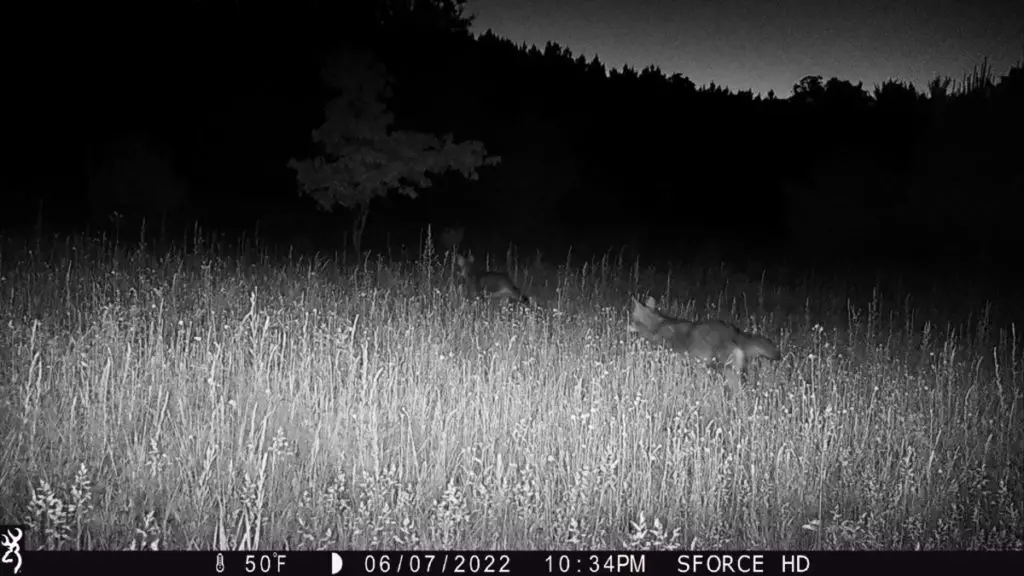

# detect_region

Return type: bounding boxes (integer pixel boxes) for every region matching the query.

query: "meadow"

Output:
[0,231,1021,551]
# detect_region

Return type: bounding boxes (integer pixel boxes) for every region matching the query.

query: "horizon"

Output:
[469,0,1024,97]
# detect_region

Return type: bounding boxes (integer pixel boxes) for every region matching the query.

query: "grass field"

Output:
[1,233,1021,551]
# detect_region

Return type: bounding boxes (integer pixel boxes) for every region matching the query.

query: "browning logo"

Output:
[0,527,24,575]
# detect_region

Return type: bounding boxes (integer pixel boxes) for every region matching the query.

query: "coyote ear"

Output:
[644,296,657,307]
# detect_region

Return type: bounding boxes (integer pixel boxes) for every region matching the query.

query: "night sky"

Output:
[470,0,1023,97]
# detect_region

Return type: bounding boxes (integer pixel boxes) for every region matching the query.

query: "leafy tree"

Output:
[287,50,499,253]
[791,75,825,104]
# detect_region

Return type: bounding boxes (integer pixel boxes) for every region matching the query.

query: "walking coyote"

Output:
[628,296,780,385]
[455,253,529,304]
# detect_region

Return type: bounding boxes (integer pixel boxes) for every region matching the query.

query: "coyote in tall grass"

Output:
[455,253,529,304]
[628,295,780,386]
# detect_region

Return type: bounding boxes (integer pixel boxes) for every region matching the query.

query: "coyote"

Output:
[628,296,780,384]
[455,253,529,304]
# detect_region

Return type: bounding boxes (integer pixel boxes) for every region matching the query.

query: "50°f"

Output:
[246,552,288,573]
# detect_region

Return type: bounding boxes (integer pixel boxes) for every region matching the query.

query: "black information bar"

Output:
[5,550,1022,576]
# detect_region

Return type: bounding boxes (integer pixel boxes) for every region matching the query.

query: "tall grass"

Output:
[0,233,1020,551]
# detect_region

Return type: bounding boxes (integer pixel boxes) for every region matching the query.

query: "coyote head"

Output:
[627,296,663,332]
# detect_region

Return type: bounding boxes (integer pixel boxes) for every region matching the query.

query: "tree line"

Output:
[5,0,1020,284]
